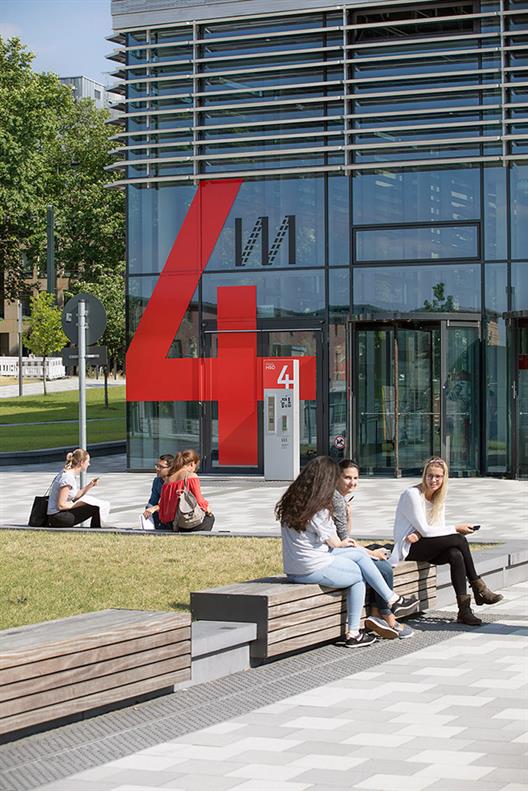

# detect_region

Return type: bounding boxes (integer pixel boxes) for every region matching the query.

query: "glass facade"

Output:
[109,0,528,477]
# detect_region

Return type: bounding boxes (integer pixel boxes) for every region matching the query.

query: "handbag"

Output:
[174,476,205,531]
[28,495,49,527]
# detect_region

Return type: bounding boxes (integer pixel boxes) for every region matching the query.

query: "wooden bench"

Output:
[0,609,191,737]
[191,561,436,663]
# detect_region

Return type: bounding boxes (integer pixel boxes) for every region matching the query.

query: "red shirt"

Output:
[158,477,209,524]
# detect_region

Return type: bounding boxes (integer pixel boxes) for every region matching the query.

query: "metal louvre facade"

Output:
[107,0,528,183]
[111,0,528,479]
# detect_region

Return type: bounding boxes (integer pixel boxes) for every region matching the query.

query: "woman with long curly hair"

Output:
[276,456,416,648]
[390,456,503,626]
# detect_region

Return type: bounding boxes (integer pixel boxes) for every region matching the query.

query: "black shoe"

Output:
[391,595,418,618]
[340,630,377,648]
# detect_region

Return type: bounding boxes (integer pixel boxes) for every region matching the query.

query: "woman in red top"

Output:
[158,449,214,531]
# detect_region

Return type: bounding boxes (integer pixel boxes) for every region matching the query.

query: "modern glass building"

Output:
[108,0,528,478]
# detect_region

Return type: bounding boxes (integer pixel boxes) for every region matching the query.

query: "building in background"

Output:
[108,0,528,479]
[60,75,121,117]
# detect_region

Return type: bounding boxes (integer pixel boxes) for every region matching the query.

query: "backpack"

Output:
[173,476,205,531]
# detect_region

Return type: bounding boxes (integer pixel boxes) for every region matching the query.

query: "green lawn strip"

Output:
[0,418,125,452]
[0,386,126,425]
[0,532,283,629]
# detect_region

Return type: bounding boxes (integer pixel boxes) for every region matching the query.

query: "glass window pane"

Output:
[208,177,324,269]
[484,166,507,260]
[329,269,349,321]
[203,270,324,319]
[485,262,508,315]
[356,225,478,262]
[128,184,195,275]
[511,164,528,259]
[128,401,200,470]
[328,175,349,266]
[512,263,528,311]
[353,168,480,224]
[486,318,508,473]
[127,276,198,357]
[353,264,480,314]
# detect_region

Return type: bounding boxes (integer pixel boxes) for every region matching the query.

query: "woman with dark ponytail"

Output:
[276,456,415,648]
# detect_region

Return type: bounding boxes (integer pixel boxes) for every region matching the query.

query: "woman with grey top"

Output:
[333,460,413,639]
[277,456,416,648]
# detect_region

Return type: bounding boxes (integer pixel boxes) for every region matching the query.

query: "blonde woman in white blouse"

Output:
[390,457,502,626]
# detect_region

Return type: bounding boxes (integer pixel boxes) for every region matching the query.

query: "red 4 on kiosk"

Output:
[263,358,300,481]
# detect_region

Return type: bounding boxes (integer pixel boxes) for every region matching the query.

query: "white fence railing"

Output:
[0,356,66,380]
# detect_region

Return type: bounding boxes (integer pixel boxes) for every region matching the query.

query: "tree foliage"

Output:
[0,36,124,302]
[67,264,126,371]
[24,292,68,394]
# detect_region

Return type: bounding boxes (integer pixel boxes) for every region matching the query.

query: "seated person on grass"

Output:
[332,458,414,640]
[142,454,174,529]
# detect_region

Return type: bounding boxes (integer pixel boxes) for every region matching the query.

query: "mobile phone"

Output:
[471,524,480,531]
[345,495,354,503]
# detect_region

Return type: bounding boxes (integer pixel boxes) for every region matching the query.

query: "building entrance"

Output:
[351,316,480,476]
[201,323,324,473]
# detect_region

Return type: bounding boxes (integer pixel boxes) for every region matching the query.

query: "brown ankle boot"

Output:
[456,594,482,626]
[471,578,504,606]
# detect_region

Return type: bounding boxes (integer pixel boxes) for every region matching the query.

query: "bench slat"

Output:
[0,667,189,737]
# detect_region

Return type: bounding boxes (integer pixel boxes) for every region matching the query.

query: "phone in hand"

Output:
[471,524,480,531]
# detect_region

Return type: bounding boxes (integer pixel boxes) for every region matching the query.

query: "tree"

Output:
[0,36,124,301]
[423,282,456,312]
[67,264,126,374]
[24,292,67,394]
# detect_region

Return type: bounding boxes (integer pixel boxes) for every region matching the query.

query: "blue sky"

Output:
[0,0,113,86]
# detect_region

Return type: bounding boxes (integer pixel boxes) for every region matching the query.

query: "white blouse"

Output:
[389,486,456,565]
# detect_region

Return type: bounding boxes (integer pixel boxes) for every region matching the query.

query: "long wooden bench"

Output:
[0,609,190,738]
[191,561,436,663]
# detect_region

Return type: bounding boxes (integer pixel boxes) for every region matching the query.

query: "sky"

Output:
[0,0,114,87]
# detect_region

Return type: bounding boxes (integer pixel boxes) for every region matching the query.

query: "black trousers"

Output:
[160,514,215,532]
[48,504,101,528]
[407,533,479,596]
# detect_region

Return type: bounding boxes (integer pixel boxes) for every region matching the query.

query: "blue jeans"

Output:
[332,547,394,615]
[287,555,366,632]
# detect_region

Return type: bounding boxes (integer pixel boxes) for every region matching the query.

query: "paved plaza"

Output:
[0,453,527,541]
[0,584,523,791]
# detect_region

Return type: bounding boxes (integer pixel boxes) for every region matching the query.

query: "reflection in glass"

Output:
[486,318,508,473]
[517,322,528,478]
[512,263,528,311]
[485,263,507,315]
[128,401,200,470]
[353,264,480,315]
[511,165,528,259]
[484,167,507,260]
[329,323,346,460]
[208,177,324,269]
[352,168,480,225]
[356,225,478,262]
[329,269,349,322]
[127,276,198,357]
[128,184,195,274]
[202,270,324,319]
[445,325,480,474]
[328,175,349,266]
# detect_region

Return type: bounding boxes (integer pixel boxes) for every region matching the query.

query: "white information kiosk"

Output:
[263,357,300,481]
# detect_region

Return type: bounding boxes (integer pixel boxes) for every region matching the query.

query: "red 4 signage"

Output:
[126,179,316,466]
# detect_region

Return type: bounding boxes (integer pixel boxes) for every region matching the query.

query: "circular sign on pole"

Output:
[333,435,345,450]
[62,293,107,345]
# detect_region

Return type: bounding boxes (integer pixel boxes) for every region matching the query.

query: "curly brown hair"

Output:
[275,456,339,531]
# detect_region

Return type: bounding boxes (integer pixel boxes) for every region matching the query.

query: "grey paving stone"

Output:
[156,774,243,790]
[473,753,528,769]
[292,767,375,787]
[484,767,528,785]
[423,781,507,791]
[233,750,305,765]
[164,759,245,776]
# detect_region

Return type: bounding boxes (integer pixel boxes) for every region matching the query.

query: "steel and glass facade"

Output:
[109,0,528,477]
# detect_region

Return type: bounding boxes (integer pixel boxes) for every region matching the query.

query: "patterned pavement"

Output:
[31,583,527,791]
[1,454,527,541]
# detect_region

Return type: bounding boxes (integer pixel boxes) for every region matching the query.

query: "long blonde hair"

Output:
[64,448,89,470]
[419,457,449,523]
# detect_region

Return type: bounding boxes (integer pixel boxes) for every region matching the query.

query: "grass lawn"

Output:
[0,531,283,629]
[0,386,125,451]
